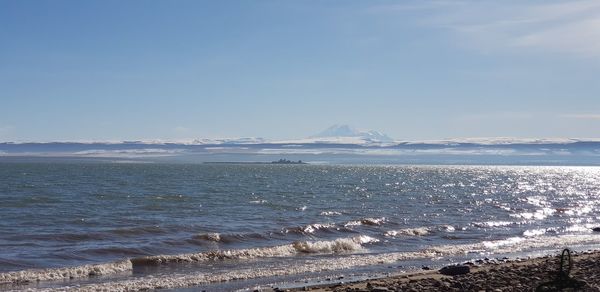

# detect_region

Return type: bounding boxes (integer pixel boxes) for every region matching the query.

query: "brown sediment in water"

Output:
[288,250,600,292]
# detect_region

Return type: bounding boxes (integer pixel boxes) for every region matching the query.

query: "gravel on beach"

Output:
[282,250,600,292]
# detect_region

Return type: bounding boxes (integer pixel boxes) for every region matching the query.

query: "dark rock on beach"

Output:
[439,265,470,276]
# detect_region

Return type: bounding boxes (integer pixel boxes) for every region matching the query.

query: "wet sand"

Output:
[282,250,600,292]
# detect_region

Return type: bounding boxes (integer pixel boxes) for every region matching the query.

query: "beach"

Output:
[286,250,600,292]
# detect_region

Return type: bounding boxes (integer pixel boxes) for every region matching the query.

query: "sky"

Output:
[1,0,600,142]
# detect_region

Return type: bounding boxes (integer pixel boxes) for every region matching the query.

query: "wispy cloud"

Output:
[560,114,600,120]
[373,0,600,58]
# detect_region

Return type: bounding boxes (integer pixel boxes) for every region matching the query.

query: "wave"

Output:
[320,211,342,216]
[0,260,132,285]
[0,235,376,284]
[425,234,600,256]
[344,217,386,227]
[193,217,387,244]
[473,221,517,228]
[384,225,455,237]
[189,232,271,245]
[27,234,600,291]
[188,219,378,246]
[283,223,339,235]
[385,227,429,237]
[4,233,600,288]
[131,235,377,266]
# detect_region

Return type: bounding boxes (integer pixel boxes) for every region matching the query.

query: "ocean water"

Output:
[2,163,600,290]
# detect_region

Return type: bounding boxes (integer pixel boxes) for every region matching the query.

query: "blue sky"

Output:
[1,0,600,141]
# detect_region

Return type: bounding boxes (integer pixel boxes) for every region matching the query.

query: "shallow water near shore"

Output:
[2,163,600,290]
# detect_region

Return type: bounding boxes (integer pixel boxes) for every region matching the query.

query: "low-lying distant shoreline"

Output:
[204,160,308,165]
[277,250,600,292]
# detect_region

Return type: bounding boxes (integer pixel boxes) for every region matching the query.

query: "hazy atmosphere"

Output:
[2,0,600,141]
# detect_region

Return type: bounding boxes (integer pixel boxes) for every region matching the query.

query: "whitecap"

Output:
[385,227,429,237]
[320,211,342,216]
[344,217,386,227]
[301,223,336,234]
[473,221,514,228]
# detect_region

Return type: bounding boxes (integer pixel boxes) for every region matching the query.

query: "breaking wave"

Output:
[473,221,517,228]
[131,235,378,266]
[284,223,339,235]
[320,211,342,216]
[385,227,429,237]
[0,260,132,285]
[384,225,455,237]
[3,233,600,289]
[344,217,386,227]
[12,234,599,291]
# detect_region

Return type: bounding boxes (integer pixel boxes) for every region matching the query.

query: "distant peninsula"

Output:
[203,159,307,165]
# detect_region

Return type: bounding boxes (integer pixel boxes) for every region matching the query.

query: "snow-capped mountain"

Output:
[311,124,394,142]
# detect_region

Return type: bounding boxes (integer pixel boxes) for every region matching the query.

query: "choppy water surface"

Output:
[1,163,600,290]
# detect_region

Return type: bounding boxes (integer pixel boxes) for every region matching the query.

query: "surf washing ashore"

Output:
[290,249,600,291]
[2,163,600,291]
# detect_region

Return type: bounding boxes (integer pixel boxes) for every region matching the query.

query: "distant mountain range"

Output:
[311,124,394,142]
[2,125,600,165]
[3,124,595,146]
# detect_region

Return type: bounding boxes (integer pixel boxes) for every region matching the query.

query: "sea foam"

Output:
[31,234,600,291]
[5,234,600,291]
[0,260,132,285]
[131,235,376,266]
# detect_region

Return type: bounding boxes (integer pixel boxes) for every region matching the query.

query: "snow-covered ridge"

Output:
[311,124,394,142]
[2,126,600,160]
[2,138,600,147]
[4,124,600,146]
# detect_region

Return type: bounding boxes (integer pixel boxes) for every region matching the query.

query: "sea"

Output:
[2,162,600,290]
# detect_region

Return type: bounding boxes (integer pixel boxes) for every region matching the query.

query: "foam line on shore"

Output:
[89,234,600,291]
[0,259,132,285]
[4,234,600,289]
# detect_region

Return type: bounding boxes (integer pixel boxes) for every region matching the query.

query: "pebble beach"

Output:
[285,250,600,292]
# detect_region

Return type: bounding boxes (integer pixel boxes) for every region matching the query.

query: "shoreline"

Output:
[276,250,600,292]
[3,249,600,291]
